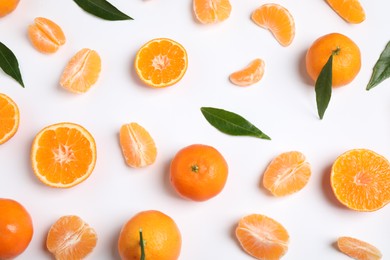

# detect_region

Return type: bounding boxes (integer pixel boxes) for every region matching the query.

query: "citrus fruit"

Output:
[119,122,157,168]
[306,33,361,87]
[31,122,97,188]
[170,144,228,201]
[262,151,311,196]
[235,214,289,260]
[60,48,101,93]
[326,0,366,24]
[46,215,97,260]
[251,4,295,47]
[193,0,232,24]
[229,58,265,87]
[134,38,188,88]
[118,210,181,260]
[0,0,19,17]
[0,198,33,259]
[28,17,66,54]
[337,236,382,260]
[0,93,19,145]
[331,149,390,211]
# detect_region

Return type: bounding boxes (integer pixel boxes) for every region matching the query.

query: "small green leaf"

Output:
[139,229,145,260]
[366,41,390,90]
[200,107,271,140]
[73,0,133,21]
[315,54,333,119]
[0,42,24,88]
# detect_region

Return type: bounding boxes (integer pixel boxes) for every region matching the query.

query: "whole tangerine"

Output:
[306,33,361,87]
[170,144,229,201]
[0,198,33,259]
[0,0,20,17]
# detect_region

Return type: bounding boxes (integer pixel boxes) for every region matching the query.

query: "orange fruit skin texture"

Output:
[263,151,311,197]
[331,149,390,211]
[0,0,19,17]
[46,215,97,260]
[118,210,181,260]
[306,33,361,87]
[0,93,19,145]
[235,214,289,260]
[119,122,157,168]
[229,58,265,87]
[251,4,295,47]
[170,144,228,202]
[193,0,232,24]
[326,0,366,24]
[0,198,33,259]
[135,38,188,88]
[31,122,97,188]
[28,17,66,54]
[337,236,382,260]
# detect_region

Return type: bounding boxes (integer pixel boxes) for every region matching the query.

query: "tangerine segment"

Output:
[28,17,66,53]
[263,151,311,196]
[326,0,365,24]
[31,122,97,188]
[251,4,295,47]
[119,122,157,168]
[135,38,188,88]
[229,58,265,87]
[235,214,289,260]
[60,48,101,93]
[193,0,232,24]
[331,149,390,211]
[46,215,97,260]
[337,237,382,260]
[0,93,19,144]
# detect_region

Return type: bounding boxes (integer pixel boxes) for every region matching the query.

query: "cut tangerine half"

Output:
[31,122,97,188]
[119,122,157,168]
[326,0,366,24]
[229,58,265,87]
[60,48,101,93]
[331,149,390,211]
[193,0,232,24]
[134,38,188,88]
[263,151,311,196]
[337,236,382,260]
[251,4,295,47]
[0,93,19,145]
[235,214,289,260]
[46,215,97,260]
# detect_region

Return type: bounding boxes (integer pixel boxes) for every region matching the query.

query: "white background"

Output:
[1,0,390,259]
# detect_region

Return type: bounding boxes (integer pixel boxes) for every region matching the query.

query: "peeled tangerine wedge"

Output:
[60,48,101,93]
[119,122,157,168]
[28,17,65,53]
[236,214,289,260]
[193,0,232,24]
[229,58,265,87]
[0,93,19,145]
[251,4,295,47]
[337,237,382,260]
[326,0,366,24]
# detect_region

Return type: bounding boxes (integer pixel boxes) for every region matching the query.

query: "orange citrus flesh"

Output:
[46,215,97,260]
[0,0,19,17]
[251,4,295,47]
[60,48,101,93]
[119,122,157,168]
[337,236,382,260]
[135,38,188,88]
[31,122,97,188]
[229,58,265,87]
[326,0,366,24]
[0,93,19,145]
[28,17,66,54]
[193,0,232,24]
[331,149,390,211]
[235,214,289,260]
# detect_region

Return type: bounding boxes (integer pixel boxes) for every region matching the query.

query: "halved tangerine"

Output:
[0,93,19,145]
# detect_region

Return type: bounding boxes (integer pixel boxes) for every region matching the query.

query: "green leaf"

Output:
[0,42,24,88]
[366,41,390,90]
[139,229,145,260]
[73,0,133,21]
[315,54,333,119]
[200,107,271,140]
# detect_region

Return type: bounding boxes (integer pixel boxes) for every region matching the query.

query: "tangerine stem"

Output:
[191,164,199,173]
[332,46,341,56]
[139,229,145,260]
